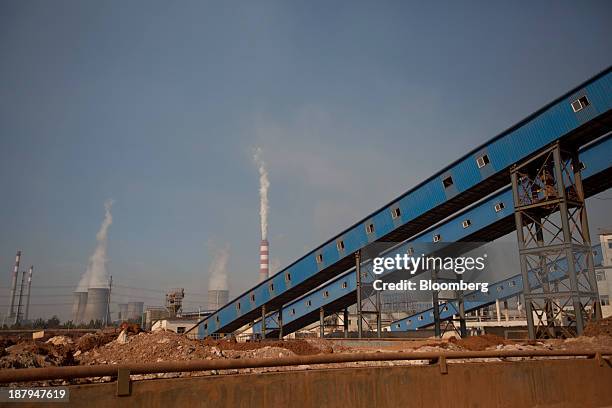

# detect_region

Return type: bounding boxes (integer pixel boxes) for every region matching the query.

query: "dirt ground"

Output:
[584,315,612,337]
[1,316,611,384]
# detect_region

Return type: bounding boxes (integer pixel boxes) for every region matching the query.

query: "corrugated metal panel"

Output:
[200,69,612,336]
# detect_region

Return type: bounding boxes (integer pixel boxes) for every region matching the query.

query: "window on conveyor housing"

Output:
[443,176,453,188]
[391,207,401,219]
[571,95,590,112]
[476,154,490,168]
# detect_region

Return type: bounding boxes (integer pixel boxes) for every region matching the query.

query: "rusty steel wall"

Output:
[17,359,612,408]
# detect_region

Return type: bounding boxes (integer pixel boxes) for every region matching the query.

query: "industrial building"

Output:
[596,231,612,309]
[151,318,199,334]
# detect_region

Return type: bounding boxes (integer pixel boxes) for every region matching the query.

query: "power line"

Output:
[113,284,210,298]
[1,284,210,299]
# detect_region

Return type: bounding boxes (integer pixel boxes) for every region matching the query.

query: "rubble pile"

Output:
[78,331,217,365]
[77,331,331,366]
[0,325,611,377]
[202,337,333,355]
[0,340,75,369]
[75,333,115,352]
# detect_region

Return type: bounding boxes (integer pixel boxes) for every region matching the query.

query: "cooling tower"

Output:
[82,288,110,324]
[118,303,128,321]
[126,301,144,321]
[72,291,88,324]
[259,239,269,282]
[208,289,229,311]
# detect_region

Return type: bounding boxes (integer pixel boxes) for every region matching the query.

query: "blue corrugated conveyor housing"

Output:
[248,134,612,338]
[390,246,604,331]
[195,67,612,338]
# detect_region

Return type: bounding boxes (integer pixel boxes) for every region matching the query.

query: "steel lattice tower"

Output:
[511,142,601,338]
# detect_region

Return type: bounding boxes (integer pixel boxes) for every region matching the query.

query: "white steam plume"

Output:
[76,199,114,291]
[253,147,269,240]
[208,244,229,291]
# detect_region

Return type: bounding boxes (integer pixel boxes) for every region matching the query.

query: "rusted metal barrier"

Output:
[1,349,610,384]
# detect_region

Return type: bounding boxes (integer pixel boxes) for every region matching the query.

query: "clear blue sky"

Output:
[1,1,611,320]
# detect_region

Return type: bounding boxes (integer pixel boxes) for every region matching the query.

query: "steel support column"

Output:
[261,305,266,340]
[278,307,283,340]
[432,268,441,338]
[343,309,349,338]
[355,250,363,339]
[319,307,325,338]
[456,287,467,337]
[376,291,382,338]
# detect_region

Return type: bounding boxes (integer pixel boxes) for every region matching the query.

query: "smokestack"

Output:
[7,250,21,318]
[14,271,25,325]
[259,239,269,282]
[24,266,33,322]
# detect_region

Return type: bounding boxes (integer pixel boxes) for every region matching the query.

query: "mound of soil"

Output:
[76,333,115,352]
[0,341,75,369]
[204,338,329,356]
[449,334,509,351]
[583,316,612,337]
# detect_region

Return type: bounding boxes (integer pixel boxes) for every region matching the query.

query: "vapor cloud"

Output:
[208,243,230,291]
[253,147,270,240]
[76,199,114,291]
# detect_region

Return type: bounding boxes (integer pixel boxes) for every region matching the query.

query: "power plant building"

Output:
[118,303,129,321]
[126,301,144,321]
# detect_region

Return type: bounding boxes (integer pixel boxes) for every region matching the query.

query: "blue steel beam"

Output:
[390,245,603,331]
[239,135,612,338]
[196,68,612,337]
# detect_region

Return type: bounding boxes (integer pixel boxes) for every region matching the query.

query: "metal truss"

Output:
[355,250,382,338]
[511,142,601,339]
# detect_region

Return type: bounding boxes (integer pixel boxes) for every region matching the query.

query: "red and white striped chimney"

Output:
[7,250,21,318]
[259,239,269,282]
